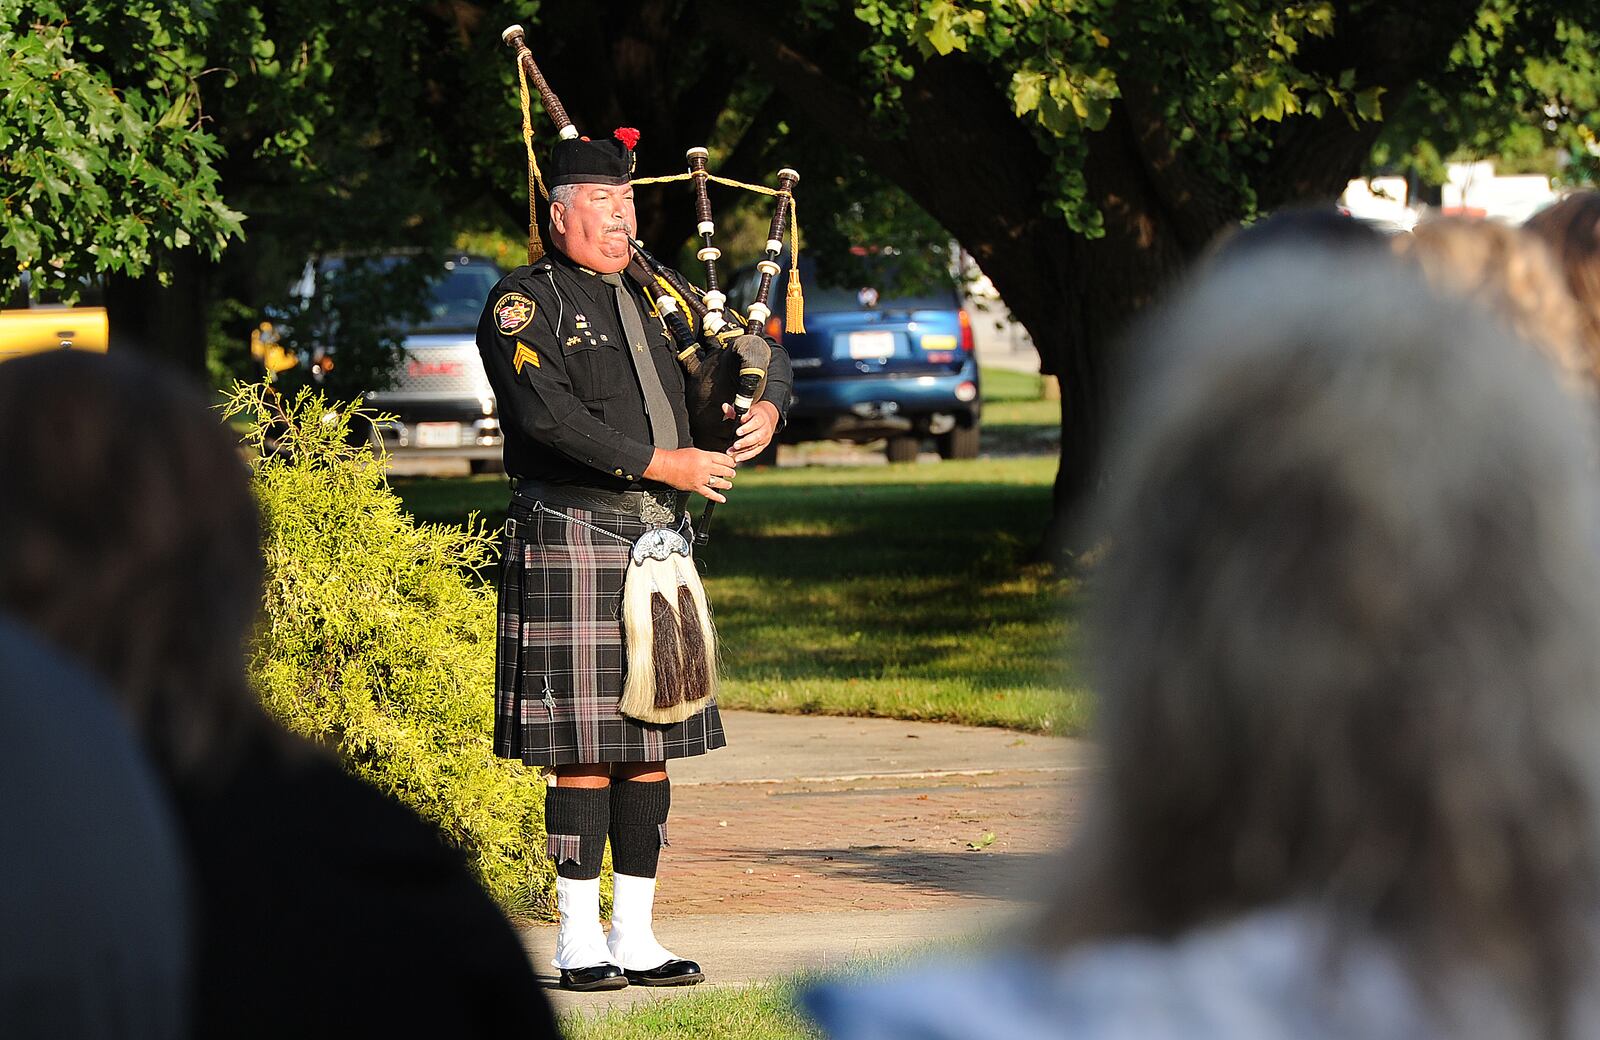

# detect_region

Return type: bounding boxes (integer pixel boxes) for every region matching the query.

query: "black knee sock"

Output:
[609,779,671,878]
[545,785,609,881]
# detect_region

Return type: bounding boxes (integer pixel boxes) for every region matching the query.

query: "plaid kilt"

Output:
[492,501,726,766]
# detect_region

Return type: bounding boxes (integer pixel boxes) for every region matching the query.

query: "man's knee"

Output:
[553,764,611,789]
[614,761,667,783]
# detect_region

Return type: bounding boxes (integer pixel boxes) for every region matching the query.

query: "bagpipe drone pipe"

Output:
[626,152,802,543]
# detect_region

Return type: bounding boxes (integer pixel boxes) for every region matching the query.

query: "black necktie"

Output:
[602,272,679,449]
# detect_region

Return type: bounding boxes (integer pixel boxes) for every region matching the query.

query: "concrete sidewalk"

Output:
[523,710,1092,1016]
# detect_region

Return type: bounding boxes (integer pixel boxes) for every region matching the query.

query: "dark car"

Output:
[363,255,506,469]
[728,254,980,462]
[282,254,507,471]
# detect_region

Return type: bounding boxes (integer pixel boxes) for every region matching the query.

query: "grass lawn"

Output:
[394,453,1088,736]
[980,367,1059,455]
[981,366,1045,403]
[560,980,821,1040]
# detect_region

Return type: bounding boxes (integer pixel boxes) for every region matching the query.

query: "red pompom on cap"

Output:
[613,127,641,150]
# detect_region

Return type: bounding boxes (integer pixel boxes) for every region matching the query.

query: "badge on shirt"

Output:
[494,292,535,335]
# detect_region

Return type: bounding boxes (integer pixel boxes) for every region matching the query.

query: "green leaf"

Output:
[1012,68,1044,116]
[1354,85,1386,122]
[922,1,968,56]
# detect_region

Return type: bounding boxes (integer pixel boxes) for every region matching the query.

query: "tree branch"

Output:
[1116,83,1244,252]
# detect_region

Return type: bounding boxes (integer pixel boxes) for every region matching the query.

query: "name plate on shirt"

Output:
[415,421,462,448]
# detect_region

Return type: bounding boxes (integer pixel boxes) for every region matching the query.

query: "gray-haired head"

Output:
[548,183,579,215]
[1053,247,1600,1026]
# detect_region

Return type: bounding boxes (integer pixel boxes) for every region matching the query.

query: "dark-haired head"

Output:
[0,351,264,788]
[1208,205,1388,269]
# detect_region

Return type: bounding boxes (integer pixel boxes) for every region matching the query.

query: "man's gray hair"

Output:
[548,183,579,214]
[1052,247,1600,1026]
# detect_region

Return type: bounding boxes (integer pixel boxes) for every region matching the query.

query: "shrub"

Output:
[222,383,552,917]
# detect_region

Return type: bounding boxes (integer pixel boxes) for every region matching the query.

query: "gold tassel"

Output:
[784,196,805,333]
[785,266,805,334]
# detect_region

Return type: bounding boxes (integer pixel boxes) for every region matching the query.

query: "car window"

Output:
[414,262,502,331]
[731,256,959,314]
[727,267,762,313]
[314,255,502,332]
[817,256,959,311]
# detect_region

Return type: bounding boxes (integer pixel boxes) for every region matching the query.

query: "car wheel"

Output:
[469,458,504,476]
[936,423,980,460]
[885,435,920,464]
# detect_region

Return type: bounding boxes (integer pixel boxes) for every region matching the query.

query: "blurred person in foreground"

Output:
[1397,216,1594,395]
[1526,191,1600,368]
[0,618,189,1039]
[0,351,557,1039]
[1207,204,1390,265]
[805,245,1600,1040]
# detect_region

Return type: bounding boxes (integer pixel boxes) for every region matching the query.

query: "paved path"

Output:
[522,710,1092,1016]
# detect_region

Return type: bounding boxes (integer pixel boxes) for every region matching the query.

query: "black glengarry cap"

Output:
[549,128,639,187]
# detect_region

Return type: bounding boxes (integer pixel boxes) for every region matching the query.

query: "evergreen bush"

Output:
[222,383,553,917]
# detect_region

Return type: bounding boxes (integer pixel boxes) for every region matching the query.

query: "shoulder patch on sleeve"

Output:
[494,292,536,335]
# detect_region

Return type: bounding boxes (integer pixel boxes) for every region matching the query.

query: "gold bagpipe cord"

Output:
[515,75,801,330]
[516,63,549,264]
[631,170,805,334]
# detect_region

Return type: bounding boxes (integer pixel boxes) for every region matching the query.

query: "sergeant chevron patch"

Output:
[495,292,535,335]
[513,344,540,374]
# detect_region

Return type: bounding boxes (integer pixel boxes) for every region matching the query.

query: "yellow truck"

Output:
[0,276,109,362]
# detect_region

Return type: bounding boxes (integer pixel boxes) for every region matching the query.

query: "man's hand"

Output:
[726,400,780,463]
[644,446,737,503]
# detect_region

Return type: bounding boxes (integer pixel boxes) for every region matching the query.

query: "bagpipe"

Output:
[501,25,804,724]
[502,24,802,461]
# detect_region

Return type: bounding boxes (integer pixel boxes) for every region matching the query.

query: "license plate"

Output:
[415,422,462,448]
[847,331,895,359]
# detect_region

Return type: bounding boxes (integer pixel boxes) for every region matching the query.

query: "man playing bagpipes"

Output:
[476,27,797,992]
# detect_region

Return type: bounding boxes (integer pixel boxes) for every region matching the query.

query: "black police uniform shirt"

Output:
[477,247,790,492]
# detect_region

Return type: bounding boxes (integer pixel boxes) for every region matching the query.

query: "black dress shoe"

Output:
[559,963,628,991]
[623,958,705,987]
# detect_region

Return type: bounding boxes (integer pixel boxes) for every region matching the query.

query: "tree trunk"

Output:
[105,250,212,376]
[694,0,1466,560]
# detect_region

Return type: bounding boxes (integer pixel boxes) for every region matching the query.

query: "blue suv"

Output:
[728,255,980,462]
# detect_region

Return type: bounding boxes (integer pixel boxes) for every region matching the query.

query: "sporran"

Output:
[619,525,718,724]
